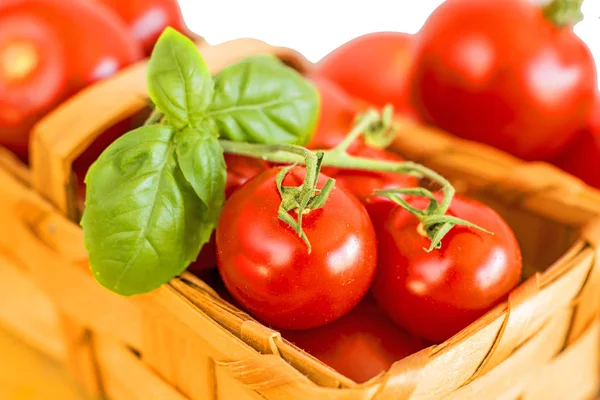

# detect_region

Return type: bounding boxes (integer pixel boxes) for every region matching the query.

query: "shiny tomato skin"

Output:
[94,0,189,55]
[322,145,418,224]
[217,166,377,330]
[316,32,417,116]
[283,297,428,383]
[306,74,360,150]
[0,0,142,157]
[0,13,66,157]
[411,0,596,161]
[372,194,522,343]
[188,154,270,273]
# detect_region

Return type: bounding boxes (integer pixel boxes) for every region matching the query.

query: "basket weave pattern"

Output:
[0,39,598,400]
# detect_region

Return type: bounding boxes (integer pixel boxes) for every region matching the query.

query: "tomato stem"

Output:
[218,139,467,249]
[541,0,584,27]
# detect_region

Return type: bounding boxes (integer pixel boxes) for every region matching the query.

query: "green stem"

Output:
[218,140,455,215]
[144,108,164,125]
[330,110,380,154]
[542,0,584,27]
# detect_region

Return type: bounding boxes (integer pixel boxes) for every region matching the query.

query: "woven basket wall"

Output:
[0,39,598,400]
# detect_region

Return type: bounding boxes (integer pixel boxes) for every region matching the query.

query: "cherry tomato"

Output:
[315,32,418,118]
[188,154,270,273]
[94,0,190,55]
[372,194,522,342]
[0,12,66,157]
[552,97,600,189]
[283,297,428,383]
[0,0,142,157]
[305,74,359,150]
[322,145,418,224]
[217,166,377,330]
[411,0,597,161]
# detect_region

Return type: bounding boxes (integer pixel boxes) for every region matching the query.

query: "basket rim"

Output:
[14,36,600,398]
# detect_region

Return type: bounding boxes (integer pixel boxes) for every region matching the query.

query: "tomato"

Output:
[305,74,359,150]
[283,296,428,383]
[217,166,377,330]
[188,154,270,273]
[553,97,600,189]
[321,145,418,224]
[0,12,66,157]
[315,32,418,118]
[372,194,522,342]
[94,0,190,55]
[0,0,142,157]
[411,0,597,161]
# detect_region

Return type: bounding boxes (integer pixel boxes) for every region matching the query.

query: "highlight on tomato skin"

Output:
[216,166,378,331]
[0,13,67,158]
[0,0,143,157]
[410,0,597,161]
[282,296,429,383]
[372,193,522,343]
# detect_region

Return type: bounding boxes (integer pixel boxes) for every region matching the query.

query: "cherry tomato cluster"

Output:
[0,0,191,159]
[179,65,522,381]
[316,0,599,189]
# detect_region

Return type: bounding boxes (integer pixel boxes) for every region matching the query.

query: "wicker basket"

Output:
[0,38,599,400]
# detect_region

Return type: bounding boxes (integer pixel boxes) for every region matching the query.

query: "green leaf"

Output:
[176,126,226,215]
[147,27,213,129]
[81,125,213,296]
[206,55,319,146]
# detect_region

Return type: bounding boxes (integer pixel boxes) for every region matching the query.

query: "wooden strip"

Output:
[95,336,188,400]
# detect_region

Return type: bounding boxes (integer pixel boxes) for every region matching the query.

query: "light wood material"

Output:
[0,38,596,400]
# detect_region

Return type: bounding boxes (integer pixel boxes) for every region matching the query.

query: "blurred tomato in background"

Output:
[94,0,190,55]
[411,0,597,161]
[0,0,143,158]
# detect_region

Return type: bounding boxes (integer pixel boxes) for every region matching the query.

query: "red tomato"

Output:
[316,32,418,118]
[0,12,66,157]
[188,154,270,273]
[94,0,190,55]
[553,98,600,189]
[411,0,597,161]
[0,0,142,157]
[305,74,359,150]
[322,145,418,224]
[372,194,522,342]
[283,297,428,383]
[217,166,377,330]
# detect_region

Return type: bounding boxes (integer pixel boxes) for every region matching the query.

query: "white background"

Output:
[179,0,600,85]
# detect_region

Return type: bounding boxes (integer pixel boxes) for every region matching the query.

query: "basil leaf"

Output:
[147,27,213,129]
[82,125,212,296]
[176,126,226,215]
[206,55,319,146]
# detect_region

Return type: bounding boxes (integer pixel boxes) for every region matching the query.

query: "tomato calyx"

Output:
[276,154,336,253]
[541,0,584,27]
[374,188,491,251]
